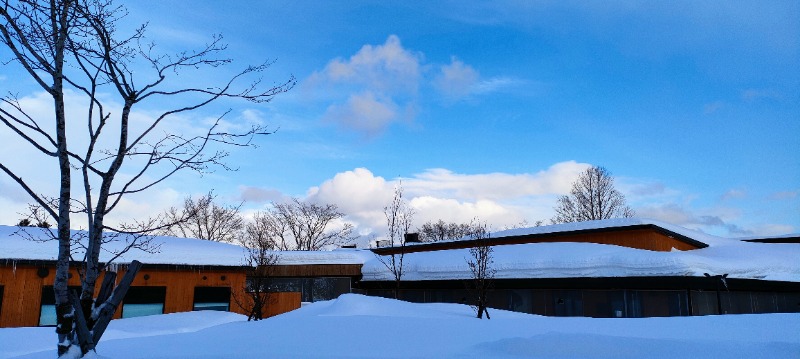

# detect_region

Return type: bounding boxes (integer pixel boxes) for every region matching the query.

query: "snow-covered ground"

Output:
[2,294,798,359]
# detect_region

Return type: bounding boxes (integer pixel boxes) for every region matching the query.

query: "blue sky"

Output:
[1,1,798,241]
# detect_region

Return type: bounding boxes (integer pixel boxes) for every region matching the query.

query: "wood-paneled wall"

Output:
[0,265,85,327]
[374,228,698,255]
[0,264,301,328]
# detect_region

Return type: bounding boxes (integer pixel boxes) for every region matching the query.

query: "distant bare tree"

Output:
[375,183,414,299]
[233,224,280,321]
[162,192,244,242]
[16,203,52,228]
[466,222,494,319]
[417,220,475,242]
[1,0,291,355]
[254,198,354,251]
[551,166,634,224]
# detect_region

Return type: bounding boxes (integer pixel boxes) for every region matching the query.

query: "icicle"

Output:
[12,260,16,275]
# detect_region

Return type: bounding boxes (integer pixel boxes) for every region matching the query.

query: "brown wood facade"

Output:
[264,264,363,277]
[373,225,704,255]
[0,262,303,328]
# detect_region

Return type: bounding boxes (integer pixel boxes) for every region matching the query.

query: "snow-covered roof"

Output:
[0,226,371,267]
[364,218,800,283]
[404,218,737,248]
[3,220,799,283]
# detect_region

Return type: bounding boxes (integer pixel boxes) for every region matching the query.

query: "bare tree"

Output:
[17,203,53,228]
[232,222,280,321]
[374,183,414,299]
[254,198,355,251]
[162,192,244,242]
[417,219,475,242]
[0,1,292,356]
[466,222,494,319]
[551,166,634,224]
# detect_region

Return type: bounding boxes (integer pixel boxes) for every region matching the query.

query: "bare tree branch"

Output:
[551,166,635,224]
[1,0,291,356]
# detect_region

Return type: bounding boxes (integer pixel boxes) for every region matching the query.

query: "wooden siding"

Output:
[265,264,363,277]
[0,264,301,328]
[374,227,699,256]
[0,265,85,327]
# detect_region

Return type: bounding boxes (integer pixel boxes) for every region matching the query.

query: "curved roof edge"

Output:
[373,218,713,255]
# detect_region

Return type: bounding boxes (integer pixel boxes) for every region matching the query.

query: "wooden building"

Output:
[2,219,799,327]
[362,219,800,317]
[0,227,366,328]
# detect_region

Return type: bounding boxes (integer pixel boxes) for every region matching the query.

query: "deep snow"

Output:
[1,294,798,359]
[3,220,800,283]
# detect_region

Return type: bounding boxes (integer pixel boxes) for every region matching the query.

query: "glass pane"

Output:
[486,290,510,311]
[399,290,426,303]
[193,287,231,311]
[690,291,719,315]
[583,290,625,318]
[312,277,351,302]
[122,303,164,318]
[193,302,229,311]
[720,292,754,314]
[531,290,552,316]
[751,292,778,313]
[122,286,166,318]
[39,286,81,326]
[39,304,57,326]
[629,290,689,317]
[552,290,583,317]
[509,289,533,314]
[776,292,800,313]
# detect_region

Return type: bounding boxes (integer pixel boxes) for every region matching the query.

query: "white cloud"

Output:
[317,35,421,93]
[741,88,782,102]
[302,162,591,244]
[238,185,287,204]
[309,36,520,135]
[703,101,724,114]
[770,191,798,200]
[636,203,755,236]
[404,161,590,200]
[322,92,400,138]
[307,35,421,137]
[434,57,480,100]
[434,57,521,101]
[721,189,747,201]
[471,77,521,94]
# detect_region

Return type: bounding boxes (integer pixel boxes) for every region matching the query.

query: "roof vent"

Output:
[404,233,420,243]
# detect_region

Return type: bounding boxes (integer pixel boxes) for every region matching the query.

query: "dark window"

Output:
[627,290,689,317]
[750,292,778,313]
[264,278,302,293]
[720,292,754,314]
[399,290,426,303]
[486,290,510,311]
[39,286,81,326]
[424,289,469,304]
[509,289,533,314]
[690,290,719,315]
[249,277,351,303]
[583,290,625,318]
[531,290,553,316]
[366,289,395,299]
[552,290,583,317]
[775,292,800,313]
[193,287,231,311]
[122,286,166,318]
